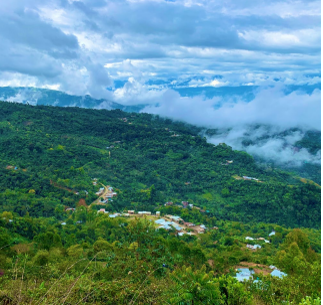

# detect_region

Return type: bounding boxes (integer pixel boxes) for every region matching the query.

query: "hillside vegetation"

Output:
[0,101,321,304]
[0,101,320,228]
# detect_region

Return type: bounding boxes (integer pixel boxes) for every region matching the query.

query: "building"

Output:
[164,201,173,206]
[245,236,254,240]
[155,219,182,231]
[168,215,182,222]
[243,176,252,180]
[61,222,66,225]
[184,222,195,227]
[182,201,189,207]
[200,224,206,230]
[138,211,152,215]
[188,204,193,208]
[234,268,255,282]
[98,209,106,213]
[156,211,160,216]
[271,270,287,278]
[269,231,276,237]
[128,210,135,214]
[246,244,261,250]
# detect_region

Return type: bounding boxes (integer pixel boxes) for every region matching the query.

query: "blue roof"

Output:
[155,219,167,225]
[234,268,255,282]
[271,270,287,278]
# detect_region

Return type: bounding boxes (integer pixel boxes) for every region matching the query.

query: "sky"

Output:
[0,0,321,133]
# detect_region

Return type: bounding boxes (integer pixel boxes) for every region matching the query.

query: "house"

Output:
[226,160,233,164]
[271,270,287,278]
[184,222,195,227]
[235,268,255,282]
[269,265,278,270]
[156,211,160,216]
[98,209,106,213]
[257,237,265,241]
[93,182,97,185]
[247,244,261,250]
[200,224,206,230]
[108,187,113,191]
[195,226,205,234]
[243,176,252,180]
[213,226,219,230]
[65,208,75,212]
[61,222,66,225]
[188,204,193,208]
[138,211,152,215]
[269,231,276,237]
[122,213,130,217]
[155,219,167,225]
[245,236,254,241]
[264,239,270,243]
[168,215,182,222]
[128,210,135,214]
[164,202,173,206]
[182,201,189,207]
[99,187,104,192]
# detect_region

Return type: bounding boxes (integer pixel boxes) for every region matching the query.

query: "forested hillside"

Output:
[0,101,320,229]
[0,101,320,304]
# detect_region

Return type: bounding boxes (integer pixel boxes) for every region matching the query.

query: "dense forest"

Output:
[0,101,320,228]
[0,101,320,304]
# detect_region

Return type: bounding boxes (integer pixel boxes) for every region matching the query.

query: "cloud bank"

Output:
[0,0,320,94]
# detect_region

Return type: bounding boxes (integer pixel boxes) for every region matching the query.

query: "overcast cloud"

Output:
[0,0,320,153]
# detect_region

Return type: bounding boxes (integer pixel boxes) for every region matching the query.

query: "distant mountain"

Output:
[0,86,320,183]
[0,86,145,113]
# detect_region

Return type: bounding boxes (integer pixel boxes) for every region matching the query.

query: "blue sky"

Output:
[0,0,320,130]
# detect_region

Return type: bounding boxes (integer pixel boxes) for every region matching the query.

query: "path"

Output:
[90,184,109,207]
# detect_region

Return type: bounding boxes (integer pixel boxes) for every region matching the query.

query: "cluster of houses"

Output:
[164,201,193,209]
[99,186,117,203]
[234,266,287,282]
[243,176,259,181]
[97,209,161,218]
[245,231,275,250]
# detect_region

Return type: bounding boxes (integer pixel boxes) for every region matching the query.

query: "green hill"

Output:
[0,101,320,304]
[0,101,320,229]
